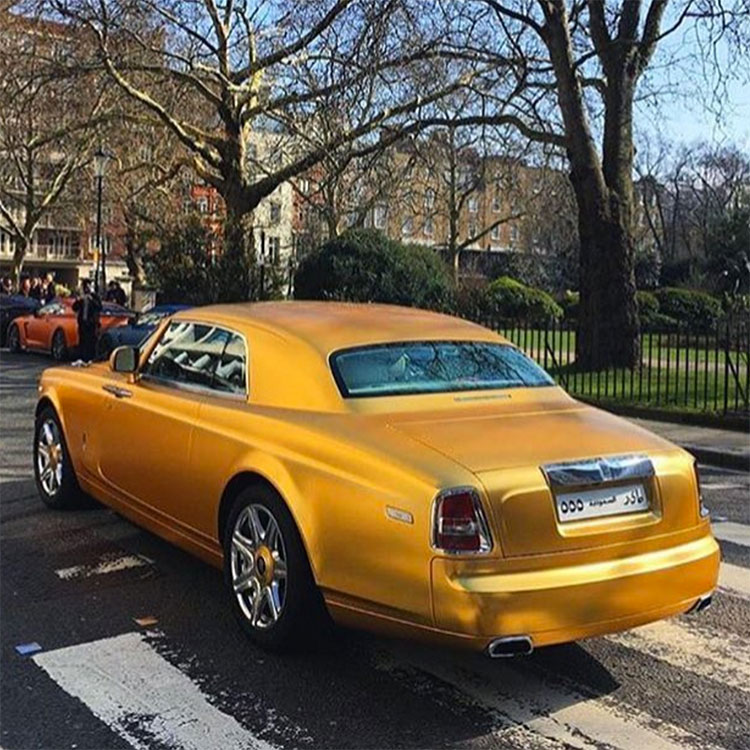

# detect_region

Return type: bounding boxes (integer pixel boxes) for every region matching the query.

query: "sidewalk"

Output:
[631,418,750,472]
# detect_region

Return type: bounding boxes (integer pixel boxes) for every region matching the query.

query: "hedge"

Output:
[294,229,455,311]
[654,288,722,332]
[486,276,563,322]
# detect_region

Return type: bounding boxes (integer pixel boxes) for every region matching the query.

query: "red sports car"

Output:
[6,298,133,361]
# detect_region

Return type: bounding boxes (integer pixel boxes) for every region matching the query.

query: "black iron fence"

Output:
[474,316,750,416]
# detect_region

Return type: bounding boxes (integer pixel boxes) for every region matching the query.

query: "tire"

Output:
[33,406,82,509]
[51,329,67,362]
[7,323,21,353]
[223,483,329,652]
[96,334,113,361]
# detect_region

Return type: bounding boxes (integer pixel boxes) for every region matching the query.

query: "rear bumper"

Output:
[431,530,720,650]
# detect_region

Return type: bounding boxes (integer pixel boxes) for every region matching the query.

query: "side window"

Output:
[212,332,247,395]
[142,321,247,395]
[142,322,229,390]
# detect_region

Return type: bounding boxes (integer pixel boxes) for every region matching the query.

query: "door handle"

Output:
[102,384,132,399]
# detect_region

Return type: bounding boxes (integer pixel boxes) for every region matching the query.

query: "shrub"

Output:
[486,276,563,322]
[561,290,579,321]
[454,282,495,321]
[635,290,660,328]
[294,229,455,311]
[654,287,722,331]
[146,216,217,305]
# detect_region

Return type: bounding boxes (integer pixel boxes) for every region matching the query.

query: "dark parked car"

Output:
[96,304,191,359]
[1,294,40,347]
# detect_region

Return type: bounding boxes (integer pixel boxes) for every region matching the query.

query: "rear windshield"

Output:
[330,341,555,398]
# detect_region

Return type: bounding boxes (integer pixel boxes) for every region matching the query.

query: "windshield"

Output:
[330,341,555,398]
[137,310,170,327]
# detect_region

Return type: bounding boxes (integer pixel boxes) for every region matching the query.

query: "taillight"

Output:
[433,488,492,553]
[694,462,710,518]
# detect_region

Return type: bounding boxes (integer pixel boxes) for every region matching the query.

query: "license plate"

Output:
[555,483,649,522]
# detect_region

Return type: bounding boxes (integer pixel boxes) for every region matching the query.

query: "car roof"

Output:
[175,301,504,355]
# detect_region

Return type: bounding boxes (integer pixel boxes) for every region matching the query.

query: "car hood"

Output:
[386,396,676,473]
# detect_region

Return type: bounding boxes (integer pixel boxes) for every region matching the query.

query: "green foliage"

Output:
[454,282,496,321]
[561,290,579,320]
[145,216,217,305]
[486,276,563,322]
[482,250,577,293]
[654,287,722,332]
[635,290,660,328]
[634,245,662,290]
[705,206,750,296]
[294,229,455,310]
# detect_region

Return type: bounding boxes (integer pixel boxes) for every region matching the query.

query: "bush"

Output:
[294,229,455,311]
[146,217,217,305]
[561,290,579,321]
[654,287,722,331]
[486,276,563,322]
[635,290,659,328]
[454,282,495,321]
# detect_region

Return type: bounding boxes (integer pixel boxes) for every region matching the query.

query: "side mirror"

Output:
[109,345,139,374]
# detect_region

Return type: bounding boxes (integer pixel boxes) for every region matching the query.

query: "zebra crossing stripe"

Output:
[712,521,750,548]
[33,632,275,750]
[719,562,750,600]
[608,619,750,695]
[372,642,705,750]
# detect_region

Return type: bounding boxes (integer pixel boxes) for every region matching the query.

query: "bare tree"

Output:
[55,0,479,298]
[0,8,111,286]
[450,0,749,368]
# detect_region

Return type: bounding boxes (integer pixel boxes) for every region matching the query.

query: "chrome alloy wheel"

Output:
[37,418,63,496]
[230,504,288,629]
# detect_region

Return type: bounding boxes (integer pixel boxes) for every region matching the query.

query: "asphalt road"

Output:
[1,350,749,750]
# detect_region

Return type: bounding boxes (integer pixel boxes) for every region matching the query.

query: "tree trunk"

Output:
[220,197,255,302]
[572,168,640,369]
[12,237,29,291]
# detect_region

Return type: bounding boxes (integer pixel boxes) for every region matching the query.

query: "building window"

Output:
[373,204,387,230]
[510,225,520,245]
[424,217,434,237]
[269,201,281,224]
[196,197,209,214]
[468,196,479,214]
[267,236,281,264]
[467,220,477,240]
[424,189,435,211]
[492,182,502,213]
[298,178,310,195]
[491,224,501,240]
[401,216,414,236]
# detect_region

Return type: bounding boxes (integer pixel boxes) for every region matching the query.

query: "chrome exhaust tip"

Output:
[686,594,713,615]
[487,635,533,658]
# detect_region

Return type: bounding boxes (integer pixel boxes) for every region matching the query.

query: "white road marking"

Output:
[712,520,750,548]
[609,619,750,695]
[702,482,745,491]
[719,562,750,600]
[55,554,150,580]
[373,643,704,750]
[33,632,275,750]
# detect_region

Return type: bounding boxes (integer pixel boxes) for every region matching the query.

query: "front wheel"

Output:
[34,407,81,509]
[51,329,67,361]
[223,483,329,652]
[7,323,21,353]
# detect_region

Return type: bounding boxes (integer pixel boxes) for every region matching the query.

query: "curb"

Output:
[681,444,750,472]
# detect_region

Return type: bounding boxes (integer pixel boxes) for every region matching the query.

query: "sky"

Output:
[635,26,750,150]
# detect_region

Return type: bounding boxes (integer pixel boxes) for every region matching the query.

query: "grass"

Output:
[491,325,749,415]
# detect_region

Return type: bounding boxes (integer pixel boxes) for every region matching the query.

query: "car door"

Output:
[96,320,232,525]
[24,302,62,349]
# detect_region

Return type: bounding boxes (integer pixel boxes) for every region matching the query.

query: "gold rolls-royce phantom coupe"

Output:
[34,302,719,655]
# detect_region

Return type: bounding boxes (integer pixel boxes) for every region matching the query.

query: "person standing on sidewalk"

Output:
[72,279,102,361]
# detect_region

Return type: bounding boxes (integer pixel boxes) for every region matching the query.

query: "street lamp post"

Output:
[93,146,110,294]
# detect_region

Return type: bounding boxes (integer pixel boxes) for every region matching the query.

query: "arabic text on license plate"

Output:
[556,483,649,522]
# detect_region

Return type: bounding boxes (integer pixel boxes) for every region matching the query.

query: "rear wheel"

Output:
[223,483,329,652]
[51,329,67,361]
[34,406,81,509]
[7,323,21,353]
